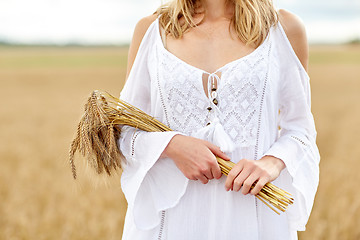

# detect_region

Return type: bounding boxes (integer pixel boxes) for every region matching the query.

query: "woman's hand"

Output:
[224,156,285,195]
[163,135,230,184]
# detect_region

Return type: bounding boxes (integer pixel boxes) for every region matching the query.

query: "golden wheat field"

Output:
[0,45,359,240]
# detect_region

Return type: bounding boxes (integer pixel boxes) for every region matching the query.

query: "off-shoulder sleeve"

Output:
[119,19,188,231]
[263,23,320,231]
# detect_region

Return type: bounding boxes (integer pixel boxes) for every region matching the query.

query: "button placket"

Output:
[205,72,221,126]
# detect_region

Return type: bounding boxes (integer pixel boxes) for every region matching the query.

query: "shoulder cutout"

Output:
[126,14,158,79]
[278,9,309,71]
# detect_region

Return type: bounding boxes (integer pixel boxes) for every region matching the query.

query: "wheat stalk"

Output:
[69,90,294,214]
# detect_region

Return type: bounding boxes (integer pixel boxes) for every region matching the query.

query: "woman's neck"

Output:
[200,0,233,20]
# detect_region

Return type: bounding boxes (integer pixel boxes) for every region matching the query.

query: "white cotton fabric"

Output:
[119,18,320,240]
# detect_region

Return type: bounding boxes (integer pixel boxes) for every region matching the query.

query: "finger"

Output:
[197,174,209,184]
[241,174,259,195]
[211,163,222,180]
[250,177,268,196]
[232,168,252,192]
[205,142,230,160]
[225,162,244,191]
[202,168,214,180]
[187,175,197,181]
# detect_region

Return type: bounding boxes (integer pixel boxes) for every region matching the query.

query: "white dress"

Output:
[119,18,320,240]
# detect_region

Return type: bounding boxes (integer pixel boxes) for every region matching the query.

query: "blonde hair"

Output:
[157,0,278,47]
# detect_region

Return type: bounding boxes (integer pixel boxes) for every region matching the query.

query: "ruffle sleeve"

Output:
[119,19,188,231]
[263,23,320,231]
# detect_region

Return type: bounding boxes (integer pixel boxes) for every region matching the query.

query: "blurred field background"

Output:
[0,44,359,240]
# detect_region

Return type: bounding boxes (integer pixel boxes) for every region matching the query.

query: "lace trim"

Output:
[254,44,272,160]
[131,131,141,157]
[291,135,308,147]
[156,48,171,128]
[158,210,166,240]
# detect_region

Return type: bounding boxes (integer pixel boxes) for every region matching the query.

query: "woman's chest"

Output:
[165,31,257,74]
[149,39,276,147]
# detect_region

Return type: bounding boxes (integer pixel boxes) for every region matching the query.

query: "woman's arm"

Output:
[278,9,309,71]
[225,10,310,196]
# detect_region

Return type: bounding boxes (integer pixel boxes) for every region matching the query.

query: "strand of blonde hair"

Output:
[157,0,278,47]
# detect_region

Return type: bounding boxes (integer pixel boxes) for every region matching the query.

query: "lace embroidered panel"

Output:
[157,44,209,133]
[218,51,269,147]
[156,39,271,147]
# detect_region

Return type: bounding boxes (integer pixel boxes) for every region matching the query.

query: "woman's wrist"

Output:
[261,155,286,172]
[162,134,182,158]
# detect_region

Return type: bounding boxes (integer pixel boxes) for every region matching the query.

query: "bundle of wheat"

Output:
[217,157,293,214]
[70,90,294,214]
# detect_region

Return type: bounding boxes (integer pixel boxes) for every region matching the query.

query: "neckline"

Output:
[155,18,270,75]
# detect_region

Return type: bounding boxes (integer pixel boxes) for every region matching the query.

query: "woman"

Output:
[119,0,320,239]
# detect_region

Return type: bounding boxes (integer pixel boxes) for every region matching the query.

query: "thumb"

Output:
[205,141,230,161]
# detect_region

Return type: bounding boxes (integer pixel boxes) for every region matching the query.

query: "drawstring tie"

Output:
[194,72,235,153]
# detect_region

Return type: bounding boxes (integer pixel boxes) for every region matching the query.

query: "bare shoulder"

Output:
[278,9,309,71]
[126,14,158,78]
[133,14,158,43]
